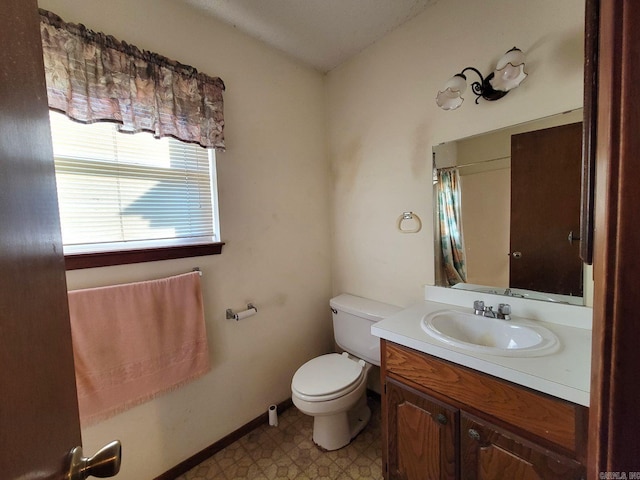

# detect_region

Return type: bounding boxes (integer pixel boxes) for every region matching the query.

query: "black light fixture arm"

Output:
[458,66,508,104]
[435,47,526,111]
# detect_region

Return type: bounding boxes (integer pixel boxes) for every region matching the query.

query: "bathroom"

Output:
[6,0,627,478]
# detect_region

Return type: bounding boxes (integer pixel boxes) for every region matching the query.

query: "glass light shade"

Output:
[495,48,525,70]
[436,75,467,110]
[490,63,527,92]
[490,48,527,92]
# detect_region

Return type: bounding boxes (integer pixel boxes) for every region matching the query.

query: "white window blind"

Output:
[49,111,219,254]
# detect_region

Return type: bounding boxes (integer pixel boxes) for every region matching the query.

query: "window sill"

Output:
[64,242,224,270]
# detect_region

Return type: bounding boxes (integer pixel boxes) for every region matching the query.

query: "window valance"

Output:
[39,9,225,150]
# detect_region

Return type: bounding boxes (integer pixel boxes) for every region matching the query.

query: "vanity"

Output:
[372,286,591,480]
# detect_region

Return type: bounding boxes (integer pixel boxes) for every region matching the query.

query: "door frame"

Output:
[588,0,640,474]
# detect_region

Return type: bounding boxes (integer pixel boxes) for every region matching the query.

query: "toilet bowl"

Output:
[292,352,372,451]
[291,294,401,451]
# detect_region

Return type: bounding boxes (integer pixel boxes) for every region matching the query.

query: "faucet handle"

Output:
[498,303,511,314]
[498,303,511,320]
[473,300,484,314]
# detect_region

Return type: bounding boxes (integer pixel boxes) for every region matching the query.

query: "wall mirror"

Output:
[433,108,591,306]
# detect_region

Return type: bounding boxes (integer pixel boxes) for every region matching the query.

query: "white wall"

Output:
[327,0,586,307]
[37,1,333,478]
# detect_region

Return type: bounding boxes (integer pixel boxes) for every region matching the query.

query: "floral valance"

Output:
[39,9,225,150]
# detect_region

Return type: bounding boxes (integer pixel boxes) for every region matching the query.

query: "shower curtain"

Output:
[437,168,467,285]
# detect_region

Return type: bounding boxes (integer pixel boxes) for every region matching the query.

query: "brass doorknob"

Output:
[67,440,122,480]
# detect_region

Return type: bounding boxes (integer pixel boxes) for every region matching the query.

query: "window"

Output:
[49,111,222,269]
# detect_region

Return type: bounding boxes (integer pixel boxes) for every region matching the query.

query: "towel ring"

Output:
[397,212,422,233]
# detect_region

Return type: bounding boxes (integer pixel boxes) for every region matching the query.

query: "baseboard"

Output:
[154,397,294,480]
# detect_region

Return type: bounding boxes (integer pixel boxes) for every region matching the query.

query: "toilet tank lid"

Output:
[330,294,402,321]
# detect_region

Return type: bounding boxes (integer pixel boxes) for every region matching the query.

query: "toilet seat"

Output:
[292,353,366,402]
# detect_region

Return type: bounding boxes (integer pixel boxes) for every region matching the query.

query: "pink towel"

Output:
[67,272,210,426]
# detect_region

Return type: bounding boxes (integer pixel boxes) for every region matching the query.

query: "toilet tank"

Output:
[330,294,402,366]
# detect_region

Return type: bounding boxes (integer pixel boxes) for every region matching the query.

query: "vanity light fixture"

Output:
[436,47,528,111]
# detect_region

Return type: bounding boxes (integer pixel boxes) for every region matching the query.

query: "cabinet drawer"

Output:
[384,342,587,456]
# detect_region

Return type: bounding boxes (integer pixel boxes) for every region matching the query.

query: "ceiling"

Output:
[181,0,439,72]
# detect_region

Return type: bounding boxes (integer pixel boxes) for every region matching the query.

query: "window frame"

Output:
[64,242,224,270]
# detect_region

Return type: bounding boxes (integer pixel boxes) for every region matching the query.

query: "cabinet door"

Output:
[386,378,458,480]
[460,412,584,480]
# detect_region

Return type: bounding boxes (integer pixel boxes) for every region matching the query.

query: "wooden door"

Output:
[509,122,583,297]
[460,413,584,480]
[0,1,83,478]
[385,378,458,480]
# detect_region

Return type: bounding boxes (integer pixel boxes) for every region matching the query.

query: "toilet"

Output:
[291,294,401,451]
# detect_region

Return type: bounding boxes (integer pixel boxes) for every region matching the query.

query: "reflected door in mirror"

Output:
[510,122,583,297]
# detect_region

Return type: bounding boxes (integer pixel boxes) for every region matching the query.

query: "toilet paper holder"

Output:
[226,303,258,321]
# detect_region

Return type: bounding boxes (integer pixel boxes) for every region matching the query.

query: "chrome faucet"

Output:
[483,305,497,318]
[503,288,524,298]
[473,300,511,320]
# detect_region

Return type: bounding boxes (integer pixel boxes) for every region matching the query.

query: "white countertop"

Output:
[372,293,592,407]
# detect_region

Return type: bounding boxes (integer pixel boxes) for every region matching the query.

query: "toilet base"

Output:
[312,393,371,451]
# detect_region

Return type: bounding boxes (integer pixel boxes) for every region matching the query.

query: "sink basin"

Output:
[421,310,559,357]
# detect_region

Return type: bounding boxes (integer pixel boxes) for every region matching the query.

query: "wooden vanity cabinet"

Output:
[381,340,587,480]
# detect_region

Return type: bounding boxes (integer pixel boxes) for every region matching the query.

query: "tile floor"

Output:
[176,395,383,480]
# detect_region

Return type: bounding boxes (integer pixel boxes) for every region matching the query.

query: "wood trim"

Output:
[580,0,599,265]
[385,342,585,456]
[65,242,224,269]
[381,340,390,480]
[154,398,293,480]
[589,0,640,474]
